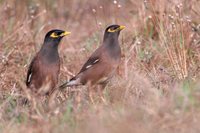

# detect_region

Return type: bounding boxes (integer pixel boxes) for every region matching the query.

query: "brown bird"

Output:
[26,29,70,96]
[60,25,125,89]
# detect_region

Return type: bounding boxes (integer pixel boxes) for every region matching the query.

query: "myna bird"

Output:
[26,29,70,96]
[60,25,125,89]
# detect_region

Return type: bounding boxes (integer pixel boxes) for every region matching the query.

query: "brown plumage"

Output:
[60,25,125,88]
[26,29,70,95]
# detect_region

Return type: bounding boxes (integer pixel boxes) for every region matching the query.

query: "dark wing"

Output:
[60,55,101,89]
[79,56,100,73]
[78,46,103,74]
[26,58,35,86]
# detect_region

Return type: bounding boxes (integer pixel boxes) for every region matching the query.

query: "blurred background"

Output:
[0,0,200,132]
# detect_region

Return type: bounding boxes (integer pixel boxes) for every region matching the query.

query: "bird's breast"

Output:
[37,75,53,95]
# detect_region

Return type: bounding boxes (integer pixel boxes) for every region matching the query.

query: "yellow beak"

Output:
[61,31,71,36]
[119,25,125,30]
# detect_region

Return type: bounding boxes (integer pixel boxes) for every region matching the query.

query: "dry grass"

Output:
[0,0,200,133]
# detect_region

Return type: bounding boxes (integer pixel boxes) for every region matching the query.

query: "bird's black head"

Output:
[104,25,125,40]
[44,29,71,45]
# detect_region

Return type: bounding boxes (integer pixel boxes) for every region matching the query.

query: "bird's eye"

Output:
[108,27,118,33]
[107,25,125,33]
[57,32,62,36]
[50,32,59,38]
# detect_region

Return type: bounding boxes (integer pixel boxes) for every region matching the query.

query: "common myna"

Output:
[26,29,70,95]
[60,25,125,88]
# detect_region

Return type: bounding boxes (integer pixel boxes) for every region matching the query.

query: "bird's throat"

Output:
[40,43,59,63]
[104,37,121,60]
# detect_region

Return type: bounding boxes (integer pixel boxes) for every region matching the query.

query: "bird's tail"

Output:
[59,78,81,89]
[59,82,68,89]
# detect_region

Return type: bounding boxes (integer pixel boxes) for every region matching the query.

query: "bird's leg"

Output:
[48,88,59,111]
[97,84,107,104]
[73,86,81,109]
[29,94,44,119]
[88,82,95,104]
[89,89,94,104]
[20,84,43,119]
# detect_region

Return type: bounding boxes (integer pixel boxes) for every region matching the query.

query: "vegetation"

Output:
[0,0,200,132]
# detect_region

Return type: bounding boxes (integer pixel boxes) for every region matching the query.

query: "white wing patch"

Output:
[86,65,92,69]
[85,59,99,70]
[93,59,99,63]
[27,73,32,83]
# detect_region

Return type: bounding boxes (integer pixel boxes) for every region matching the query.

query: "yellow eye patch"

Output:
[50,31,71,38]
[50,32,59,38]
[107,25,125,33]
[108,28,118,33]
